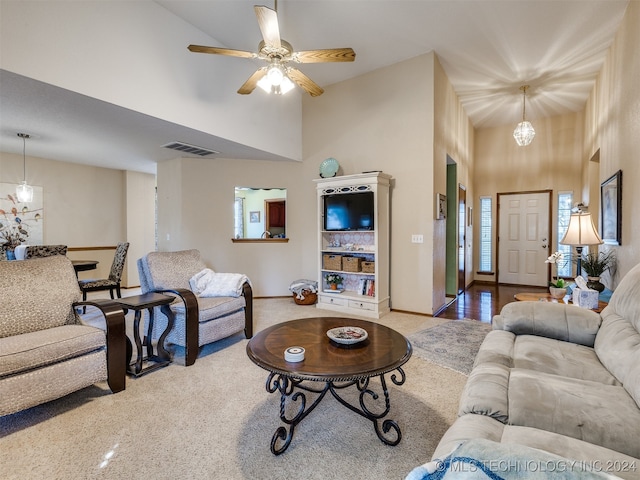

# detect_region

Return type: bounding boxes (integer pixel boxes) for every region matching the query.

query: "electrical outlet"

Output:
[411,234,424,244]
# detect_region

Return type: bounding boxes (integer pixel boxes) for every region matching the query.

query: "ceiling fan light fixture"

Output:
[257,65,295,94]
[513,85,535,146]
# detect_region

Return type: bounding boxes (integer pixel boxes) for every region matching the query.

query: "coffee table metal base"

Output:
[265,368,406,455]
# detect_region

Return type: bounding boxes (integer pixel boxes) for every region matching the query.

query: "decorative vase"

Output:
[6,249,16,261]
[330,283,338,290]
[587,276,605,293]
[549,287,567,299]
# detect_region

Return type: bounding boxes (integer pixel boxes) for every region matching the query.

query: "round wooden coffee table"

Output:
[246,316,412,455]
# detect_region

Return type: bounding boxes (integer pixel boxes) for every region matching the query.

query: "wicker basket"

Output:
[362,261,375,273]
[342,256,362,272]
[323,254,342,271]
[293,290,317,305]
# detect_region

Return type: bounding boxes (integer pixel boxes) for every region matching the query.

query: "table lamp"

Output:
[560,212,603,277]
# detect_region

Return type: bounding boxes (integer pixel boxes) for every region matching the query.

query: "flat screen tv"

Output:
[323,192,374,231]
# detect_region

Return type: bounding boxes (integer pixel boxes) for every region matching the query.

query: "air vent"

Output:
[162,142,219,157]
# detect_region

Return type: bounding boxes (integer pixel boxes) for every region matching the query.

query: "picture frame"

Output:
[600,169,622,245]
[249,211,260,223]
[436,193,446,220]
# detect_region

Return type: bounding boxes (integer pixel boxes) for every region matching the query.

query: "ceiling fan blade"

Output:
[293,48,356,63]
[254,5,281,49]
[287,68,324,97]
[188,44,256,59]
[237,67,268,95]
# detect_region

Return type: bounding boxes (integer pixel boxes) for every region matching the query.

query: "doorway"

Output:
[497,191,551,286]
[458,184,466,294]
[265,199,286,237]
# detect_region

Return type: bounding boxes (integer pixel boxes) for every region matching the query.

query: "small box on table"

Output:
[573,287,599,309]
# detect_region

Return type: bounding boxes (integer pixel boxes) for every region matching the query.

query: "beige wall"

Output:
[156,157,313,297]
[0,152,155,287]
[582,0,640,282]
[433,55,475,312]
[158,52,472,314]
[473,112,585,282]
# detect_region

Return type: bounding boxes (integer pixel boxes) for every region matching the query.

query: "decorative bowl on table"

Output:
[326,326,368,345]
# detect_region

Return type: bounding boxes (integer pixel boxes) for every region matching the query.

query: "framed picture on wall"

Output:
[249,211,260,223]
[600,169,622,245]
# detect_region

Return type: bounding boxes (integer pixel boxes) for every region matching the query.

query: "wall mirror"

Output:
[234,187,287,241]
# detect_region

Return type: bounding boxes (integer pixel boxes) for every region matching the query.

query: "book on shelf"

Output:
[358,278,375,297]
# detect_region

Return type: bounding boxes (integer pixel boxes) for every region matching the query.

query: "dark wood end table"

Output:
[246,316,412,455]
[114,293,176,377]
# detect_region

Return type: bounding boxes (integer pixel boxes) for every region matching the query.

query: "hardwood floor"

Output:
[437,282,548,323]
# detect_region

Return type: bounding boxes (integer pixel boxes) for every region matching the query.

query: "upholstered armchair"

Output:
[137,249,253,366]
[0,255,126,417]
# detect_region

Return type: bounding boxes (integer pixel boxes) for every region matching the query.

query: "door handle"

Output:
[542,244,547,249]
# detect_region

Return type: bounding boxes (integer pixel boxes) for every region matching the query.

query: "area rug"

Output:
[408,319,491,375]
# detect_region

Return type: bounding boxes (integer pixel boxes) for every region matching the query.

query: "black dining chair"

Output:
[78,242,129,309]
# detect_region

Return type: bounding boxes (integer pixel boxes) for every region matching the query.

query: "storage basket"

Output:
[293,290,317,305]
[323,254,342,271]
[362,261,375,273]
[342,256,362,272]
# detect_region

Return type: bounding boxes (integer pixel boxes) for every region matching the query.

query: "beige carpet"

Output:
[0,298,468,480]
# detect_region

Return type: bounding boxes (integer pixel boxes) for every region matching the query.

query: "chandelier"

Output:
[513,85,535,146]
[16,133,34,203]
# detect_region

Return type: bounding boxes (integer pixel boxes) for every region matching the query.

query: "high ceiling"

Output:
[0,1,629,174]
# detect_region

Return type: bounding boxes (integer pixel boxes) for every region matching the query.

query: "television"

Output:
[323,192,374,231]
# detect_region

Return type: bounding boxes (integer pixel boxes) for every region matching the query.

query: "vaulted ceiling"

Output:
[0,1,629,174]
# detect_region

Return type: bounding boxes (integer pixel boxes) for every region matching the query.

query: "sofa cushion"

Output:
[508,369,640,458]
[0,256,80,338]
[513,335,620,385]
[0,324,106,377]
[493,301,602,347]
[143,249,207,291]
[431,414,640,480]
[411,437,616,480]
[595,262,640,408]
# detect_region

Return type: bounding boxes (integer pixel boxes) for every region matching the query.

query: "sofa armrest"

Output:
[242,281,253,339]
[75,298,127,393]
[493,301,602,347]
[150,288,199,366]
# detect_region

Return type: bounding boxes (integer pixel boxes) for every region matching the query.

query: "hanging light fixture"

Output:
[513,85,536,146]
[16,133,34,203]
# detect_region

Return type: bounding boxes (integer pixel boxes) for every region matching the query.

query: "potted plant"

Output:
[577,250,616,292]
[324,273,343,291]
[0,225,28,260]
[545,251,568,298]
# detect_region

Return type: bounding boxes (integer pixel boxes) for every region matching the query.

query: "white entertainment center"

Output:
[314,172,391,318]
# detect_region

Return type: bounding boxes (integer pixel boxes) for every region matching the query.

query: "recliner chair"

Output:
[137,249,253,366]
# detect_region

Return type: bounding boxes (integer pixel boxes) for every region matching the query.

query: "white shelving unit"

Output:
[314,172,391,318]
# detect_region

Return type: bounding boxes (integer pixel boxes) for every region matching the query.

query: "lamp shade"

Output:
[560,212,603,246]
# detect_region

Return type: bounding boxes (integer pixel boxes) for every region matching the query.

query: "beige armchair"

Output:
[137,249,253,366]
[0,255,126,417]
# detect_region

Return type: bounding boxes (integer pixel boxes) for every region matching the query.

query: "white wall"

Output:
[0,152,155,287]
[0,1,302,161]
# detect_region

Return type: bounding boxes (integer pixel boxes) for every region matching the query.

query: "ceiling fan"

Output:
[188,4,355,97]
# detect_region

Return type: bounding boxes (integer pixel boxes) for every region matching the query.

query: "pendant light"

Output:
[513,85,536,146]
[16,133,34,203]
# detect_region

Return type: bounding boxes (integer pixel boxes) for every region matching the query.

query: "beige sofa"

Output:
[0,256,126,417]
[425,262,640,479]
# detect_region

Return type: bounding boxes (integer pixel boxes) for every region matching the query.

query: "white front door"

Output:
[498,192,550,286]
